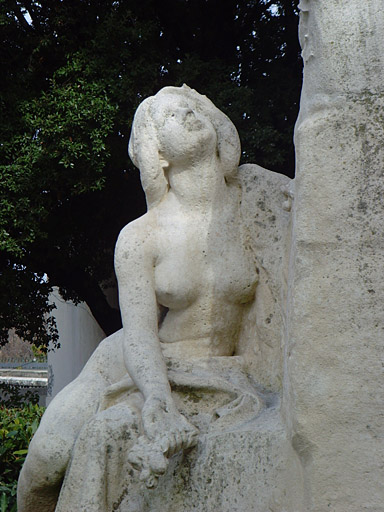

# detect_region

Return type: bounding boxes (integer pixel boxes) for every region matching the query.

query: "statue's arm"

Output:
[114,220,198,455]
[114,221,171,403]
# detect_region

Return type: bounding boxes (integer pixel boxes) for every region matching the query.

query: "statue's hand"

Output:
[127,396,198,488]
[142,395,199,457]
[127,436,168,489]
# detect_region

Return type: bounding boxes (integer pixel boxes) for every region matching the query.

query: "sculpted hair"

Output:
[128,85,241,209]
[128,96,168,210]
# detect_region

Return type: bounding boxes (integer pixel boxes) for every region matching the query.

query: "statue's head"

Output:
[129,85,241,209]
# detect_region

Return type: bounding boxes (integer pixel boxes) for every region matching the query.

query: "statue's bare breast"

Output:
[154,209,257,357]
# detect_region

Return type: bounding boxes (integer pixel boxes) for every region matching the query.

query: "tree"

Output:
[0,0,301,347]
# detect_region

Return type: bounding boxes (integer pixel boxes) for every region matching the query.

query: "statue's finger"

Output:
[127,448,143,470]
[139,469,151,483]
[150,453,168,476]
[165,432,177,456]
[145,474,158,489]
[159,435,170,455]
[173,430,183,454]
[186,430,198,448]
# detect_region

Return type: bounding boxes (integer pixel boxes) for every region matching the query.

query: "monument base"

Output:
[117,407,302,512]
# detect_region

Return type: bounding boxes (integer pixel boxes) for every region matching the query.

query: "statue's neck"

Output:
[164,158,230,213]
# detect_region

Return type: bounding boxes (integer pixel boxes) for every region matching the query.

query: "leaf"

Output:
[13,449,28,455]
[30,418,39,436]
[0,493,7,512]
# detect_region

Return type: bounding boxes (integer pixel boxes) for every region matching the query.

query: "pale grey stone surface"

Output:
[116,408,300,512]
[18,86,293,511]
[237,164,291,392]
[284,1,384,510]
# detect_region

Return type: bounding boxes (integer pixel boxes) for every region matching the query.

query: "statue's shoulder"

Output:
[115,211,157,262]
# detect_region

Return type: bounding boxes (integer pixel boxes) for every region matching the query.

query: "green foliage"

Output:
[0,265,58,348]
[1,61,116,257]
[0,404,45,511]
[0,0,302,346]
[30,344,47,363]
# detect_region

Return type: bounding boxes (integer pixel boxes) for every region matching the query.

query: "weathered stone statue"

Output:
[18,86,292,512]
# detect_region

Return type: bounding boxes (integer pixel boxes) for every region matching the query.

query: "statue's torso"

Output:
[152,200,257,359]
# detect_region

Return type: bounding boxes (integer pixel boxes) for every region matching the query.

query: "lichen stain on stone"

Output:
[357,200,368,213]
[291,432,314,466]
[257,200,266,211]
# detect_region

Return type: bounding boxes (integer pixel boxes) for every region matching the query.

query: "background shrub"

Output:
[0,404,45,511]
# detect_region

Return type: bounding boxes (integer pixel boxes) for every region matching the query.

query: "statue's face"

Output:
[152,93,217,165]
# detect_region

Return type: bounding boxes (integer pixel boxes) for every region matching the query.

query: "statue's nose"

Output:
[176,108,194,119]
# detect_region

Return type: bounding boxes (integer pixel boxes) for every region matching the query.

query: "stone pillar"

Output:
[47,288,105,402]
[284,1,384,510]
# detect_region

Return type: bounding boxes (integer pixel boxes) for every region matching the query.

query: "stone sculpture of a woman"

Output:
[18,85,285,512]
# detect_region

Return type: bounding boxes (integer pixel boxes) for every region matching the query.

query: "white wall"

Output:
[47,288,105,404]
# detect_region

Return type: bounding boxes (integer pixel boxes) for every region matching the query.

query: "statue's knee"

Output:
[79,405,139,443]
[22,431,71,489]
